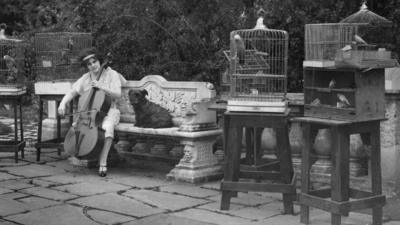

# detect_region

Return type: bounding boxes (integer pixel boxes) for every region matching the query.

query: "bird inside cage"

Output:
[232,34,245,65]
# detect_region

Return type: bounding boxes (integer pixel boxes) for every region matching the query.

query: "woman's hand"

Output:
[91,80,102,89]
[58,104,66,116]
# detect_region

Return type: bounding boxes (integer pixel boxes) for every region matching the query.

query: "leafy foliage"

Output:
[0,0,399,93]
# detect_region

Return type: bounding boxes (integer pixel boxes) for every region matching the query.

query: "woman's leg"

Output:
[99,108,120,176]
[99,137,113,167]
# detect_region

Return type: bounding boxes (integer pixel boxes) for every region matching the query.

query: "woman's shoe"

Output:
[99,165,107,177]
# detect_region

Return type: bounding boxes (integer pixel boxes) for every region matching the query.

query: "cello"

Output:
[63,54,112,159]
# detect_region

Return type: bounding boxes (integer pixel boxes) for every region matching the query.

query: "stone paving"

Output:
[0,147,399,225]
[0,118,399,224]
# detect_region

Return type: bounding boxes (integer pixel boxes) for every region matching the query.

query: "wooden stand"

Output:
[0,89,26,163]
[35,94,73,161]
[220,110,296,214]
[293,117,385,225]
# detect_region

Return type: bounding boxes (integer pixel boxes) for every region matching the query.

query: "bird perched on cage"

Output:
[337,93,351,108]
[328,78,336,90]
[233,34,245,65]
[353,34,368,45]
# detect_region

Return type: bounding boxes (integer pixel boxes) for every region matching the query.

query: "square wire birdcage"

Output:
[304,23,397,69]
[224,19,288,113]
[33,32,92,81]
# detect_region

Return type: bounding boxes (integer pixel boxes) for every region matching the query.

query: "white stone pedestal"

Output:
[167,137,223,183]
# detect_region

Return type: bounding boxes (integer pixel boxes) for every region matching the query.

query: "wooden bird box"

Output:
[303,67,385,121]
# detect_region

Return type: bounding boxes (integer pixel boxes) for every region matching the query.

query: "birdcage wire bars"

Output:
[33,32,92,81]
[224,23,288,112]
[304,22,396,68]
[0,24,33,87]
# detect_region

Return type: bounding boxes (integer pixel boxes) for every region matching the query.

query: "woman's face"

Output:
[86,57,100,73]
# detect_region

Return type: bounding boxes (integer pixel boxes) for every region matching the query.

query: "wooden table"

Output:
[0,86,26,163]
[220,109,296,214]
[34,94,73,161]
[292,117,385,225]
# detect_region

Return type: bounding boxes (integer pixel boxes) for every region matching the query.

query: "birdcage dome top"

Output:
[340,2,392,25]
[0,23,22,42]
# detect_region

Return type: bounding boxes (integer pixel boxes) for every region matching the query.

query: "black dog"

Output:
[128,89,174,128]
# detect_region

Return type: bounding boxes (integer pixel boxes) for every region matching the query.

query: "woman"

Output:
[58,48,124,177]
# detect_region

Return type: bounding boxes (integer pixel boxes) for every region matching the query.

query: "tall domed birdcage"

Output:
[304,1,398,69]
[223,17,289,113]
[0,23,33,89]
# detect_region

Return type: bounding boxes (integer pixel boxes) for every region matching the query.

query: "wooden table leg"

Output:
[276,126,294,214]
[245,127,253,164]
[300,123,311,224]
[36,97,43,161]
[330,126,350,225]
[56,100,62,156]
[19,99,24,159]
[13,100,18,163]
[221,115,235,210]
[370,122,383,225]
[221,125,242,210]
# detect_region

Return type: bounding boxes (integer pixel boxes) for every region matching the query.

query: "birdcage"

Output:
[223,17,288,113]
[34,32,92,81]
[0,23,33,87]
[304,2,398,69]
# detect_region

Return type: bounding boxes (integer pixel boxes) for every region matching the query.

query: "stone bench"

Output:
[115,75,223,183]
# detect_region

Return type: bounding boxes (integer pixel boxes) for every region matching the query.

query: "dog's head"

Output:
[128,89,148,105]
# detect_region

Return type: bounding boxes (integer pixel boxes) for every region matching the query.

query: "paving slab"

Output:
[0,157,29,166]
[0,171,22,181]
[258,200,301,215]
[4,164,66,178]
[123,214,216,225]
[309,211,374,225]
[38,173,83,185]
[0,186,12,194]
[197,202,245,212]
[123,189,210,211]
[46,159,85,172]
[250,214,301,225]
[0,193,30,216]
[110,176,171,188]
[85,208,135,224]
[159,183,220,198]
[224,205,280,221]
[30,178,60,188]
[22,153,62,163]
[0,178,35,190]
[5,204,99,225]
[15,196,60,211]
[20,186,79,201]
[53,180,129,196]
[207,192,274,207]
[69,193,165,217]
[0,219,19,225]
[172,208,252,225]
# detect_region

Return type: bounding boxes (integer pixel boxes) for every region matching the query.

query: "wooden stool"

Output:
[0,88,26,163]
[35,94,73,161]
[220,110,296,214]
[293,117,385,225]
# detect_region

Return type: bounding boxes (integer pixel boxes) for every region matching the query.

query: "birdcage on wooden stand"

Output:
[33,32,92,81]
[223,17,289,113]
[303,2,397,121]
[304,2,398,69]
[0,23,32,90]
